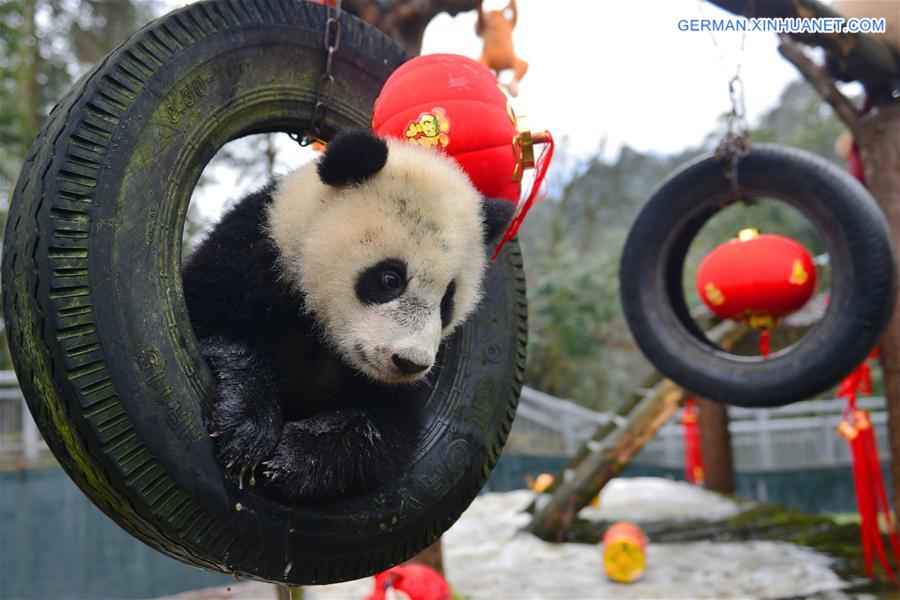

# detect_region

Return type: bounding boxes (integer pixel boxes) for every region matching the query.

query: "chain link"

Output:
[707,0,755,203]
[290,0,342,147]
[715,73,751,203]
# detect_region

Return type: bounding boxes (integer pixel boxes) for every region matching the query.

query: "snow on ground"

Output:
[162,478,851,600]
[577,476,742,523]
[308,480,850,600]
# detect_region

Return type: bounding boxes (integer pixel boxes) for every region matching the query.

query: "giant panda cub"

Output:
[182,129,514,502]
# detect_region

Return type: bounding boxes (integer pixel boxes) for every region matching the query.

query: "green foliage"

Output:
[521,79,847,410]
[1,0,161,371]
[0,0,159,201]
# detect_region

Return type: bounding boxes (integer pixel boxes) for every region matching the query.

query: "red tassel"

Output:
[837,355,873,403]
[758,329,771,358]
[681,398,704,485]
[492,131,555,260]
[839,350,899,582]
[848,142,866,185]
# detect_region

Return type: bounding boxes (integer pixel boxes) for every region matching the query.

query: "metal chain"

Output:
[709,0,754,203]
[715,73,751,203]
[290,0,343,147]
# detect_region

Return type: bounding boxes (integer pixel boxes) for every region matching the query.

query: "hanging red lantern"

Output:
[367,563,451,600]
[696,229,816,354]
[372,53,554,257]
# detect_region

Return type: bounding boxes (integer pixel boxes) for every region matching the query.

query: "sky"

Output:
[173,0,827,221]
[423,0,800,159]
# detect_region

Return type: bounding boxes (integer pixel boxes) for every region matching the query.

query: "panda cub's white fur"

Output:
[181,128,515,501]
[268,139,487,383]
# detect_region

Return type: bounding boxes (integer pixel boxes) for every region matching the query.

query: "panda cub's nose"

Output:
[392,354,430,375]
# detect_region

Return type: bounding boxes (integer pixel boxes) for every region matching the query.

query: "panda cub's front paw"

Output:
[263,409,397,501]
[211,397,282,487]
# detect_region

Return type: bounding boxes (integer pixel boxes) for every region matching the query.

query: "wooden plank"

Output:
[524,324,748,541]
[524,381,687,542]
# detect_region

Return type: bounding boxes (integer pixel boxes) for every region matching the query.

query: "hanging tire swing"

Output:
[620,144,895,408]
[1,0,526,585]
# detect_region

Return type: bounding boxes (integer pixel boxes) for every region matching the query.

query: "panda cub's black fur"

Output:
[182,129,514,502]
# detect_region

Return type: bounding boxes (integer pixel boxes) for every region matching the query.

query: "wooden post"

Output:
[404,539,444,574]
[697,398,735,494]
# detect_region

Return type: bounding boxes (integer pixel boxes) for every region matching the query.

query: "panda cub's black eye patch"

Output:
[440,280,456,329]
[356,258,408,305]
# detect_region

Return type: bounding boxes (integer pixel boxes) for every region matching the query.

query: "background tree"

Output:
[0,0,162,369]
[0,0,160,198]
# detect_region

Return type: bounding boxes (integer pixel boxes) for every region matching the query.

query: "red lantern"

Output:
[372,53,552,203]
[373,53,519,201]
[372,53,554,258]
[367,564,451,600]
[696,229,816,331]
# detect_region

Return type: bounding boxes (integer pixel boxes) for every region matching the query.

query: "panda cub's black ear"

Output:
[481,198,516,244]
[317,129,389,187]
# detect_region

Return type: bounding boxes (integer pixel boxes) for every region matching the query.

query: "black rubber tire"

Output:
[620,144,896,407]
[1,0,527,585]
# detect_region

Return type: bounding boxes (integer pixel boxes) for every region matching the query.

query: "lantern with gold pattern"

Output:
[696,229,816,342]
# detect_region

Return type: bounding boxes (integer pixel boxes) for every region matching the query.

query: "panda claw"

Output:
[210,431,221,438]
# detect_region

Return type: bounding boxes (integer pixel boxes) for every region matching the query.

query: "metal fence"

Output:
[510,385,884,472]
[507,387,623,455]
[0,370,45,460]
[0,370,885,473]
[639,396,887,472]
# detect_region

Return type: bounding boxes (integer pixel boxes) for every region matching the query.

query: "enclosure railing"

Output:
[0,370,45,460]
[640,396,887,472]
[510,387,623,455]
[511,385,884,471]
[0,370,885,471]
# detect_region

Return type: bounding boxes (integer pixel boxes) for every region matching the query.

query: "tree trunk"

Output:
[707,0,900,94]
[771,32,898,521]
[342,0,481,55]
[404,539,444,574]
[698,397,735,495]
[275,585,303,599]
[855,102,900,520]
[264,134,277,178]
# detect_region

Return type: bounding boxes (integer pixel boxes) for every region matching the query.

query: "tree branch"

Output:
[707,0,900,95]
[342,0,482,55]
[777,35,860,131]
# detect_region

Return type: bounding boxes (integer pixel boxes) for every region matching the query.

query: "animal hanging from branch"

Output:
[476,0,528,96]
